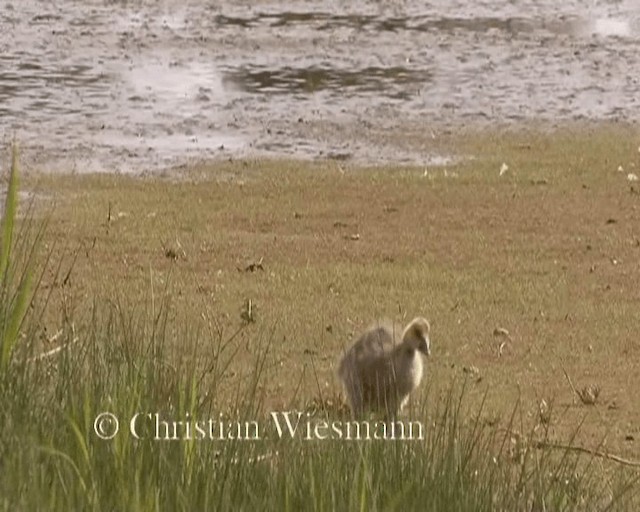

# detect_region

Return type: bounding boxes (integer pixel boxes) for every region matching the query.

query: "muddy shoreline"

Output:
[2,0,639,174]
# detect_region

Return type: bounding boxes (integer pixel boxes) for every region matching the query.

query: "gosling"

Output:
[337,317,431,419]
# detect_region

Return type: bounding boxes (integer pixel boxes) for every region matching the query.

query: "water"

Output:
[1,0,639,173]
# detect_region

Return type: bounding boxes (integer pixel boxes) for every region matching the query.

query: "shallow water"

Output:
[1,0,639,173]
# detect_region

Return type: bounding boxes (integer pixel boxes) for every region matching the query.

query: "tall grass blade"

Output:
[0,143,33,373]
[2,270,32,370]
[0,143,19,282]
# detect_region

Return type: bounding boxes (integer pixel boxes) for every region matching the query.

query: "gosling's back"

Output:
[338,319,427,417]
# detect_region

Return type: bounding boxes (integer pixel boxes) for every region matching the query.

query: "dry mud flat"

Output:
[26,125,640,462]
[2,0,640,173]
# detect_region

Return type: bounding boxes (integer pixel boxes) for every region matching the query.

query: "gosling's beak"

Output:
[419,336,431,357]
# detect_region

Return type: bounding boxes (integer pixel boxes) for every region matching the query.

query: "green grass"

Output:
[2,126,640,509]
[0,143,34,373]
[2,298,636,510]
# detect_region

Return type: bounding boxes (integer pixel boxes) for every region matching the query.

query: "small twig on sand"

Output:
[45,329,64,344]
[241,257,264,273]
[493,327,512,357]
[500,427,640,468]
[561,364,600,405]
[534,440,640,468]
[561,364,580,404]
[27,337,79,363]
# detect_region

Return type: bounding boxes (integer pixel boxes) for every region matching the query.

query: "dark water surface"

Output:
[1,0,639,172]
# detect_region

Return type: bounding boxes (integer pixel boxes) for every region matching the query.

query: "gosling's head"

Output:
[401,317,431,356]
